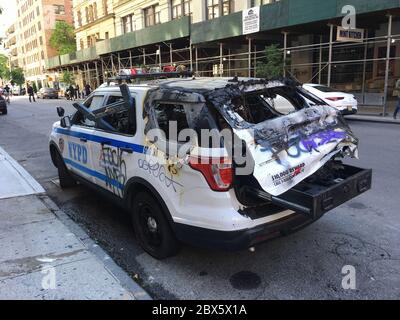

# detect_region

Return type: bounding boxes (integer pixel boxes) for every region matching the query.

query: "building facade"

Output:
[46,0,400,113]
[13,0,73,89]
[4,24,19,69]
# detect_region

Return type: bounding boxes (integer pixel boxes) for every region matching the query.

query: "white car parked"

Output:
[49,75,371,259]
[303,83,358,115]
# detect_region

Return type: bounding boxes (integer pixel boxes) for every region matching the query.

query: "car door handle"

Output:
[80,138,87,142]
[120,147,133,154]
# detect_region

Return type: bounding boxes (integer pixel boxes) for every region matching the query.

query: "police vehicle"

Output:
[49,72,372,259]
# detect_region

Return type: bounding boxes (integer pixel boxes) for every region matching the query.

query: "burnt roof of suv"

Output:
[156,77,297,93]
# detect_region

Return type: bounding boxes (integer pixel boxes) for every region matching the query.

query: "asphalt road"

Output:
[1,96,399,299]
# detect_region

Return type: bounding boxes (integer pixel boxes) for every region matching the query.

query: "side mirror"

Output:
[60,116,71,128]
[57,106,65,117]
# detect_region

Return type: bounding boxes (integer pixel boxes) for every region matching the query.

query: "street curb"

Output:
[39,195,152,300]
[345,116,400,125]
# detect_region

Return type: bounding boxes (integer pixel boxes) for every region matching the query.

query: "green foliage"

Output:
[0,54,10,80]
[256,44,284,79]
[49,21,77,55]
[61,71,74,85]
[9,68,25,86]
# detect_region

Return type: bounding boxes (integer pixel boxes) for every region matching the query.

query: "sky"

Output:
[0,0,18,38]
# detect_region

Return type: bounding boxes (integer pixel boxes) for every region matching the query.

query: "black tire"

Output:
[55,151,76,188]
[131,192,180,259]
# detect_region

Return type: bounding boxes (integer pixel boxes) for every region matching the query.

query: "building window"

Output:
[89,5,94,22]
[251,0,279,6]
[93,3,98,19]
[77,10,82,26]
[80,39,84,49]
[85,7,89,23]
[37,21,41,30]
[207,0,232,19]
[54,5,65,15]
[103,0,108,15]
[144,4,160,27]
[122,14,134,34]
[105,32,109,39]
[171,0,192,19]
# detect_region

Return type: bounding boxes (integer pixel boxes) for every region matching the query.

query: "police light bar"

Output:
[108,70,194,82]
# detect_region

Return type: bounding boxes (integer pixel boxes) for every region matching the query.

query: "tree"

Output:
[49,21,77,55]
[61,71,74,85]
[256,44,285,79]
[9,68,25,86]
[0,54,10,80]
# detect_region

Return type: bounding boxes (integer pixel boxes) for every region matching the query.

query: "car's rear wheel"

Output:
[55,151,76,188]
[131,192,180,259]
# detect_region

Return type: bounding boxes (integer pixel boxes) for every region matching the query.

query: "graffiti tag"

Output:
[100,146,127,197]
[138,159,183,192]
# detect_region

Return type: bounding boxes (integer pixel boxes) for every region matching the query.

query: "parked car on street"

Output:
[0,95,7,115]
[37,87,59,99]
[49,74,372,259]
[303,83,358,115]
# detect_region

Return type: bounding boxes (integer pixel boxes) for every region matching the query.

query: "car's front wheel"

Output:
[131,192,180,259]
[55,151,76,188]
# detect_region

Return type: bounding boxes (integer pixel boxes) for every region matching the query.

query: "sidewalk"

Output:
[0,146,150,300]
[345,114,400,125]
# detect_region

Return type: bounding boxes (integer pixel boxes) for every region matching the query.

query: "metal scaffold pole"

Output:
[283,32,288,76]
[169,43,173,65]
[383,14,393,117]
[95,61,99,87]
[220,42,223,77]
[189,41,193,71]
[248,38,252,77]
[327,24,334,87]
[195,46,198,74]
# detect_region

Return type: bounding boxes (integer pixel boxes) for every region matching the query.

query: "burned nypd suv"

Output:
[50,73,372,258]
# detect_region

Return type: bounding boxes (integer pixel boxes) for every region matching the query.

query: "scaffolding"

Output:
[54,14,400,116]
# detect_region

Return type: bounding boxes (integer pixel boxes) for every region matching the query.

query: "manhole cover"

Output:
[229,271,261,290]
[348,202,367,210]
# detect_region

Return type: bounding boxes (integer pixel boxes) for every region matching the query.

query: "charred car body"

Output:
[49,74,372,259]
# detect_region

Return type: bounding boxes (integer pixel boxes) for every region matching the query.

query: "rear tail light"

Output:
[189,156,233,192]
[326,97,345,101]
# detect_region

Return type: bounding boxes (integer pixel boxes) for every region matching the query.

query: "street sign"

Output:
[243,7,260,35]
[337,26,364,42]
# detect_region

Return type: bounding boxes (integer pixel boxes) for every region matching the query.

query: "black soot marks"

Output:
[229,271,261,290]
[348,202,367,210]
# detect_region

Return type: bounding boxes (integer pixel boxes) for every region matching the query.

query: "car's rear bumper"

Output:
[172,213,313,251]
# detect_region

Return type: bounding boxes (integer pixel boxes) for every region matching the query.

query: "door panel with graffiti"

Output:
[89,93,138,197]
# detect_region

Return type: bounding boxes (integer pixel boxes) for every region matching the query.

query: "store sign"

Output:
[243,7,260,35]
[337,26,364,42]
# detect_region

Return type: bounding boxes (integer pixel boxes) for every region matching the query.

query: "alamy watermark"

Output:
[341,265,356,290]
[342,5,357,30]
[41,265,57,290]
